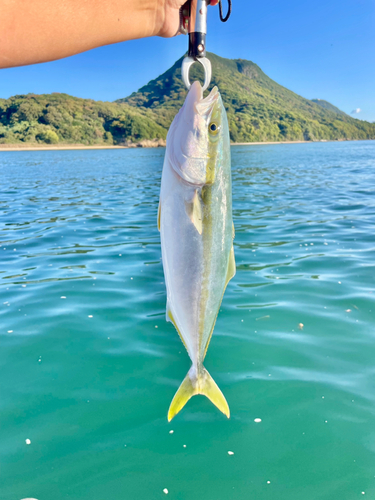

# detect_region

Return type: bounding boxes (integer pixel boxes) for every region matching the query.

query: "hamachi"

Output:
[158,81,235,421]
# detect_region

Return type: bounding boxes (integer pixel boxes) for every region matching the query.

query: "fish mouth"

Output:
[189,81,220,117]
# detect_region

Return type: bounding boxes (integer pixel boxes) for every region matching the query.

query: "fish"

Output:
[158,80,235,421]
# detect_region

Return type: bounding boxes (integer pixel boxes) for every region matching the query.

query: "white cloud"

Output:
[351,108,361,114]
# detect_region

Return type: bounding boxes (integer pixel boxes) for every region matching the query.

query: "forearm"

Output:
[0,0,162,68]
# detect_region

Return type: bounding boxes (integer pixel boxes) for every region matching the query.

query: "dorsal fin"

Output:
[203,244,236,359]
[225,245,236,287]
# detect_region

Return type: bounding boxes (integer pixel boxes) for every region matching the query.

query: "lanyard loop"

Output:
[218,0,232,22]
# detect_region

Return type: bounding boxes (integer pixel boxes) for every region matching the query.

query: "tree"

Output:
[36,129,59,144]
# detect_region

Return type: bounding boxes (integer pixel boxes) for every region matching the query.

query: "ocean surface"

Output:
[1,141,375,500]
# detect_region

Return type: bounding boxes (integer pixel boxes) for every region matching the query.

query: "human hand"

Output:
[0,0,220,69]
[156,0,219,38]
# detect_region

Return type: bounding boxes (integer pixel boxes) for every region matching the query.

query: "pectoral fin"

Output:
[185,189,203,235]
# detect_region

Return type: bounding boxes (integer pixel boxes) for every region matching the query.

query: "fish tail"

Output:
[167,366,230,421]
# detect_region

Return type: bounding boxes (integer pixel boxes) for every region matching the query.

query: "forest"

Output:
[1,53,374,145]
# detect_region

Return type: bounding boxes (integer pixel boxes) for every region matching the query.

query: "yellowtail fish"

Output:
[158,81,235,421]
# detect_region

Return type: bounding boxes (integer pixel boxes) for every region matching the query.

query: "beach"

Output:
[0,139,351,152]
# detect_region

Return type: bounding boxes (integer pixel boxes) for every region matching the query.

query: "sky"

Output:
[1,0,374,121]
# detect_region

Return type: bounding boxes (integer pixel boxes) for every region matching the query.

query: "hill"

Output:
[1,52,374,145]
[120,52,375,142]
[311,99,347,116]
[0,93,166,146]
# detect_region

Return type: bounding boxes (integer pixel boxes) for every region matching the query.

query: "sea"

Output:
[1,141,375,500]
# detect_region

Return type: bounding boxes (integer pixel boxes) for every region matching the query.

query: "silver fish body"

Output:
[158,81,235,420]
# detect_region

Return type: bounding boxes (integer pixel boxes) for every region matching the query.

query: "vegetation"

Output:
[1,53,374,145]
[121,53,375,143]
[0,93,166,145]
[311,99,347,116]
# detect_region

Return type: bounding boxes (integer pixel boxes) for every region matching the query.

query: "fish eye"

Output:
[209,122,220,135]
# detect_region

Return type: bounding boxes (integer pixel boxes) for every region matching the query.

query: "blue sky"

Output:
[1,0,374,121]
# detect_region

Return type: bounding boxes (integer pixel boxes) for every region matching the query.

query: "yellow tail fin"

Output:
[168,366,230,421]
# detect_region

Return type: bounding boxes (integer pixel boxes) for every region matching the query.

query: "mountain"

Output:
[311,99,347,116]
[1,52,374,145]
[119,52,375,142]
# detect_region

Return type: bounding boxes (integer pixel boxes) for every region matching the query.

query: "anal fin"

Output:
[167,304,188,353]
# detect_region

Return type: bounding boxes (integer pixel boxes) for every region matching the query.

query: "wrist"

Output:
[149,0,170,38]
[115,0,163,40]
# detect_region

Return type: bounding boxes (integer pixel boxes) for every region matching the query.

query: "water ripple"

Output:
[1,143,375,500]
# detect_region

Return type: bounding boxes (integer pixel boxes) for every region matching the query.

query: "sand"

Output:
[0,140,332,152]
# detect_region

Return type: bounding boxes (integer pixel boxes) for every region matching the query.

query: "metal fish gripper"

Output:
[178,0,232,92]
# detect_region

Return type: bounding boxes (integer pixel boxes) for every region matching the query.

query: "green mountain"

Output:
[120,53,375,142]
[311,99,347,116]
[0,52,374,145]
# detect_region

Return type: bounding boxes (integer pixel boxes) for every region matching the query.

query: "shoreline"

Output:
[0,139,371,152]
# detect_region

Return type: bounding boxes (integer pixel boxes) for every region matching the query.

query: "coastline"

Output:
[0,139,370,152]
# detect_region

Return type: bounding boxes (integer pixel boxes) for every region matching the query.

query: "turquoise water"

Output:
[1,141,375,500]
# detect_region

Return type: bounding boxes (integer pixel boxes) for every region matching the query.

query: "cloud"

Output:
[351,108,361,114]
